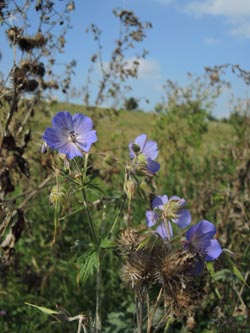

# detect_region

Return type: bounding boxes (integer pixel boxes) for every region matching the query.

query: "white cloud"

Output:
[186,0,250,17]
[137,58,162,80]
[186,0,250,38]
[204,37,219,45]
[124,58,162,81]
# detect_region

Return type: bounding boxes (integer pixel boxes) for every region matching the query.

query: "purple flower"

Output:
[146,195,191,239]
[185,220,222,261]
[129,134,160,174]
[43,111,97,159]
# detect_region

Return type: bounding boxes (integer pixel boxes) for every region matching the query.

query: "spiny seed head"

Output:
[118,226,147,253]
[6,26,22,43]
[160,249,196,281]
[121,251,153,288]
[17,33,47,52]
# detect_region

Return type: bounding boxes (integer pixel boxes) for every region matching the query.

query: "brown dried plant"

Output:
[0,0,75,266]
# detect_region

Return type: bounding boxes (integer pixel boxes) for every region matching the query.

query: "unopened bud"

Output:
[131,143,141,154]
[139,181,152,194]
[49,186,66,208]
[124,179,136,201]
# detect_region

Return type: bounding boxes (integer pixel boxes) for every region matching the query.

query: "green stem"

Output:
[95,251,102,333]
[108,194,126,238]
[75,155,98,244]
[136,290,144,333]
[81,189,98,244]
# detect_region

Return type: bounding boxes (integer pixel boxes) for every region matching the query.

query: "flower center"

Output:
[131,143,141,154]
[68,130,78,143]
[162,200,180,220]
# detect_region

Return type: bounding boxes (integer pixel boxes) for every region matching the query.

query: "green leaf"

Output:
[79,249,99,282]
[206,261,215,278]
[100,237,116,249]
[86,179,107,195]
[25,302,60,315]
[232,262,248,286]
[225,255,249,287]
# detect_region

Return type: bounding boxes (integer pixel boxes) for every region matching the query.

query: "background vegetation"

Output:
[0,1,249,332]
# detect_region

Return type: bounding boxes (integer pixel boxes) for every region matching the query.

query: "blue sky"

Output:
[1,0,250,117]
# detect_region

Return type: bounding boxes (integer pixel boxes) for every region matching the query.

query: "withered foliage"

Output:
[119,227,205,330]
[0,1,75,267]
[83,9,151,120]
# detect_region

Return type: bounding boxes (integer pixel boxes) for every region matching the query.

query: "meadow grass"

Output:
[32,101,234,155]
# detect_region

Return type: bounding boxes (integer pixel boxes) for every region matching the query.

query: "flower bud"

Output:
[139,180,152,194]
[124,179,136,201]
[131,143,141,154]
[49,186,66,209]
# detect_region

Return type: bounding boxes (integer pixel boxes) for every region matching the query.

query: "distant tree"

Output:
[124,97,139,110]
[154,102,164,114]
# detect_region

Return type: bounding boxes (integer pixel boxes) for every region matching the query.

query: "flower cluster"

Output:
[43,112,222,269]
[43,112,223,321]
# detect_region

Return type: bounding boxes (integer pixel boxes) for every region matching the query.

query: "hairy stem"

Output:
[95,251,102,333]
[136,289,144,333]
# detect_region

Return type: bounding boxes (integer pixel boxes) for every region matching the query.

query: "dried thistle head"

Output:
[160,249,196,281]
[119,226,167,289]
[121,250,154,289]
[118,226,147,254]
[171,289,197,317]
[157,248,205,319]
[20,60,45,77]
[17,33,47,52]
[6,26,23,43]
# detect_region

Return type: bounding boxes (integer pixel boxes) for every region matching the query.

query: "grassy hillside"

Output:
[32,101,234,155]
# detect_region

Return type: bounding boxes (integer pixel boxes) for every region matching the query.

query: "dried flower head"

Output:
[118,226,147,254]
[121,251,153,288]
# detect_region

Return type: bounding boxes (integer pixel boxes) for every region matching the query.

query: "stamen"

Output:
[68,130,78,143]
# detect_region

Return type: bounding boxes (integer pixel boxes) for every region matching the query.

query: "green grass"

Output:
[32,101,234,155]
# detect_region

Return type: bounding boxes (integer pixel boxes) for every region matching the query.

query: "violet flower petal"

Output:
[173,209,191,228]
[205,239,222,261]
[186,220,216,246]
[76,130,97,152]
[146,210,158,227]
[143,140,159,160]
[72,114,93,133]
[134,133,147,149]
[129,134,147,158]
[52,111,74,131]
[152,195,168,210]
[146,159,160,173]
[43,127,68,150]
[146,210,171,239]
[58,142,82,159]
[157,220,172,240]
